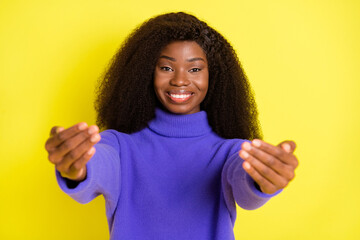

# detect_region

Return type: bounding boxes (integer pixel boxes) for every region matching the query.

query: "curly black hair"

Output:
[95,12,262,140]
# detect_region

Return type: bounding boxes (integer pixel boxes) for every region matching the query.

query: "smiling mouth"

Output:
[167,92,194,103]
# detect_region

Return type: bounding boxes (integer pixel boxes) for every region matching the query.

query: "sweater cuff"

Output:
[55,158,96,203]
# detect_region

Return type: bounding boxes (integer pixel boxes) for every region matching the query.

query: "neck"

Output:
[148,108,212,137]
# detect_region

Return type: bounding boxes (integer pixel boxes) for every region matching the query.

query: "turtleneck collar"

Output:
[148,108,212,138]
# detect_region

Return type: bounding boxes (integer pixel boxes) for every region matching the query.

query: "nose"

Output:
[170,70,190,86]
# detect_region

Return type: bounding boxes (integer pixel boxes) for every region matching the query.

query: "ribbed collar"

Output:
[148,108,212,138]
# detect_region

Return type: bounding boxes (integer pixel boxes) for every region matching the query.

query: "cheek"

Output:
[199,74,209,93]
[153,76,166,103]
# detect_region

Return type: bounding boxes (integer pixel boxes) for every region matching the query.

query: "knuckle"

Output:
[47,155,54,163]
[269,185,278,193]
[72,162,82,171]
[293,158,299,168]
[73,156,86,170]
[80,129,90,138]
[45,144,52,152]
[61,140,73,151]
[68,150,78,160]
[257,177,266,187]
[44,141,51,151]
[71,163,79,171]
[274,148,284,157]
[45,138,56,151]
[279,179,288,189]
[260,166,270,176]
[57,132,66,141]
[266,156,276,166]
[56,164,66,174]
[274,147,282,156]
[48,154,58,164]
[288,171,295,180]
[245,156,252,164]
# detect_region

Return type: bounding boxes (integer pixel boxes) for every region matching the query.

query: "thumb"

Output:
[278,140,296,153]
[50,126,65,136]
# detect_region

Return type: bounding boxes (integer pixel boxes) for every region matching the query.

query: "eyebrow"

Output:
[158,55,205,62]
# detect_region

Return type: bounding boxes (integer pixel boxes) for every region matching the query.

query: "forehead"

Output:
[159,41,207,60]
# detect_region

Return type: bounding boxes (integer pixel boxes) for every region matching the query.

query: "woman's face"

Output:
[154,41,209,115]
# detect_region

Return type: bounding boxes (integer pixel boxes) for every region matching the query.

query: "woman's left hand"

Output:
[239,139,299,194]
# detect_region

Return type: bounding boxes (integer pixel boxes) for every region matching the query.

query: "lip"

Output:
[168,89,193,95]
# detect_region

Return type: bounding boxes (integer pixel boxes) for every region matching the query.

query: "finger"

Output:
[59,164,87,182]
[56,132,100,173]
[49,125,99,164]
[56,127,65,134]
[278,140,296,153]
[59,147,95,181]
[242,161,278,194]
[241,142,295,181]
[45,122,88,151]
[251,139,298,167]
[71,147,96,173]
[50,126,64,136]
[240,149,289,188]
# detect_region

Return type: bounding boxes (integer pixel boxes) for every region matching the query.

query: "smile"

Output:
[167,92,193,103]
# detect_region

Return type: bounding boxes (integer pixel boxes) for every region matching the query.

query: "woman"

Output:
[45,12,298,239]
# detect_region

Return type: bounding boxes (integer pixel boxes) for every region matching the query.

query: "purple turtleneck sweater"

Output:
[56,109,279,239]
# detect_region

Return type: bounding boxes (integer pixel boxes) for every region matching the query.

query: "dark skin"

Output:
[154,41,209,115]
[45,123,100,181]
[240,140,298,194]
[45,41,298,194]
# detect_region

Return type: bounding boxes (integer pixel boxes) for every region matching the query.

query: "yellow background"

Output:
[1,0,359,239]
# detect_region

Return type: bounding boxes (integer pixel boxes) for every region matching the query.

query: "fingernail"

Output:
[87,147,95,155]
[252,139,261,147]
[90,134,99,143]
[283,143,291,152]
[78,123,87,130]
[243,161,251,170]
[88,126,97,135]
[240,150,249,159]
[243,142,251,151]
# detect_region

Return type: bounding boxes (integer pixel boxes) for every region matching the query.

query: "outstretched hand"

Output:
[45,123,101,181]
[239,139,298,194]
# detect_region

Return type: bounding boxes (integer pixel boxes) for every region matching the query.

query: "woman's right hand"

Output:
[45,122,101,182]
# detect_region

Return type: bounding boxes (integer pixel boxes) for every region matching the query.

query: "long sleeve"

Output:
[221,144,281,223]
[56,130,121,216]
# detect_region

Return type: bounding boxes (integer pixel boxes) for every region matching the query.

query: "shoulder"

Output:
[98,129,133,149]
[216,137,250,157]
[99,128,150,147]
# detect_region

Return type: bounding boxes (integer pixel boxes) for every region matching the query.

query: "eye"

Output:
[160,66,173,72]
[189,68,201,73]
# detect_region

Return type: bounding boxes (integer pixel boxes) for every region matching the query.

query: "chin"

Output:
[165,105,198,115]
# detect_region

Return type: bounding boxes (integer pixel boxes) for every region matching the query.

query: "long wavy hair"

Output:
[95,12,262,140]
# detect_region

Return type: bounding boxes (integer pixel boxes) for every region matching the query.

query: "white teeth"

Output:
[170,94,190,99]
